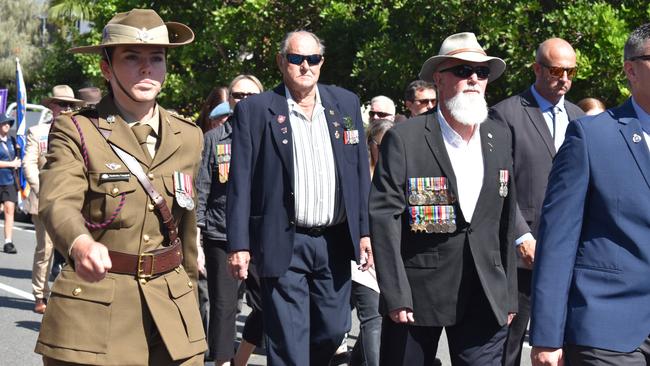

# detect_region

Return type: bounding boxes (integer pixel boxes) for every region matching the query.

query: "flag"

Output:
[15,58,29,201]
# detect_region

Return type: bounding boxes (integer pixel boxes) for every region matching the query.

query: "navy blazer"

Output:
[226,83,370,277]
[530,99,650,352]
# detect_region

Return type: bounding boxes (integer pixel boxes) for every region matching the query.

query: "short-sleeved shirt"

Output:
[0,135,17,186]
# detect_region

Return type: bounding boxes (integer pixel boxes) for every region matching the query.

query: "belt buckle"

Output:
[309,227,325,236]
[137,252,155,279]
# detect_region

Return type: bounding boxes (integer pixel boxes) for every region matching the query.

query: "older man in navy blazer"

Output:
[226,30,374,366]
[531,23,650,366]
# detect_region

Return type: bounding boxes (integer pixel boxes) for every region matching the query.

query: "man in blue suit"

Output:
[530,23,650,365]
[226,30,374,366]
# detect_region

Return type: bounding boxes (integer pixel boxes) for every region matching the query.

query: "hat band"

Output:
[103,24,169,45]
[446,47,487,56]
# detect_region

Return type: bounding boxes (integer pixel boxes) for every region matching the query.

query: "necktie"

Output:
[132,123,153,162]
[551,106,560,139]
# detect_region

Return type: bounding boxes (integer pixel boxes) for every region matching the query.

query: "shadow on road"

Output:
[0,267,33,280]
[0,295,35,311]
[16,320,41,332]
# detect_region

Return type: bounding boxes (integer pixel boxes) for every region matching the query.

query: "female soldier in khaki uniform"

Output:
[35,9,207,365]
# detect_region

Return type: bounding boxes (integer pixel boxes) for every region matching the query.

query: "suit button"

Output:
[72,287,82,296]
[289,220,295,226]
[147,173,155,180]
[188,281,193,288]
[148,203,155,211]
[468,228,473,234]
[290,192,294,197]
[143,234,150,242]
[111,187,119,195]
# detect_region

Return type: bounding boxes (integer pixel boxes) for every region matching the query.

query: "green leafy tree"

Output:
[0,0,46,86]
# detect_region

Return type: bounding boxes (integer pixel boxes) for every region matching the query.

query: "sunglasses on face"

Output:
[414,98,436,105]
[369,111,392,118]
[627,54,650,62]
[55,102,75,109]
[231,92,257,100]
[540,63,577,79]
[439,64,491,80]
[285,53,323,66]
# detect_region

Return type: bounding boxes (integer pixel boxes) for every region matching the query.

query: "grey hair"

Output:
[279,30,326,55]
[624,23,650,60]
[228,74,264,93]
[370,95,396,115]
[366,118,395,146]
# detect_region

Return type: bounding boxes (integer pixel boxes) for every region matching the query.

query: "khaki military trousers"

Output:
[31,214,54,299]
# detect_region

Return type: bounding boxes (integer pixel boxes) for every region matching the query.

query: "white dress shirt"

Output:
[286,87,338,227]
[437,109,484,223]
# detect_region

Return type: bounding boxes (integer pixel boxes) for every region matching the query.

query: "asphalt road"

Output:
[0,221,531,366]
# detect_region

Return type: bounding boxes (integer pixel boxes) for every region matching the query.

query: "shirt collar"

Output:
[530,85,565,113]
[285,86,323,118]
[436,108,480,147]
[631,97,650,125]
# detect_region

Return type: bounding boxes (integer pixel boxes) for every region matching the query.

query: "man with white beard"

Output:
[370,32,518,366]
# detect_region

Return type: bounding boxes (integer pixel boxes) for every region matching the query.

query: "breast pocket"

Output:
[87,173,138,229]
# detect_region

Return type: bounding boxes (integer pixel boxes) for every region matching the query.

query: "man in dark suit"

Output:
[491,38,584,366]
[226,30,374,366]
[530,23,650,366]
[370,32,517,366]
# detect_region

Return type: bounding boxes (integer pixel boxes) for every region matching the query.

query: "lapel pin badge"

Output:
[277,115,286,124]
[334,130,340,139]
[487,132,493,139]
[333,122,340,128]
[281,127,288,134]
[282,139,288,145]
[106,115,115,123]
[633,133,642,143]
[329,110,335,116]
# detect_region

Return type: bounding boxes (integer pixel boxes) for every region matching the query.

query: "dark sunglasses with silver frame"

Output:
[438,64,491,80]
[286,53,323,66]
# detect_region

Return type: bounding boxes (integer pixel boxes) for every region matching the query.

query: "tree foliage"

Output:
[0,0,45,84]
[22,0,650,115]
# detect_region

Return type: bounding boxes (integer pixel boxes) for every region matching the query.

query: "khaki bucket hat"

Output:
[68,8,194,54]
[41,85,86,107]
[419,32,506,83]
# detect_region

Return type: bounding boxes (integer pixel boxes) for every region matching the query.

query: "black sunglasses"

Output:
[414,98,436,105]
[627,54,650,62]
[55,102,75,109]
[369,111,393,118]
[439,64,491,80]
[286,53,323,66]
[231,92,257,100]
[539,63,578,80]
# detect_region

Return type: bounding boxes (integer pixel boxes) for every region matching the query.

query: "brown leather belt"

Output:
[108,241,183,278]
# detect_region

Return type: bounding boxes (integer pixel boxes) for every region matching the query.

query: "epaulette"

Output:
[76,106,99,119]
[168,110,196,126]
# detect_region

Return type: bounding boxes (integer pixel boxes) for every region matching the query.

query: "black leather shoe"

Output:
[3,242,16,254]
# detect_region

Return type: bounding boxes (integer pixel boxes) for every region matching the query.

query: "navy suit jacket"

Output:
[530,99,650,352]
[226,83,370,277]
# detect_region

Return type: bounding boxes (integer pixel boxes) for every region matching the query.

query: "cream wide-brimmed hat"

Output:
[419,32,506,83]
[41,85,86,107]
[68,8,194,54]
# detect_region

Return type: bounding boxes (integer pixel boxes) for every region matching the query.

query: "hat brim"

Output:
[419,53,506,83]
[68,22,194,54]
[0,118,14,126]
[42,96,86,106]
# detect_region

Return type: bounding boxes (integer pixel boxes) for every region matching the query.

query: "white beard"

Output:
[444,90,488,126]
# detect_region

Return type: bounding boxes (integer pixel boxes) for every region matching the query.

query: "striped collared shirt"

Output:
[286,86,339,227]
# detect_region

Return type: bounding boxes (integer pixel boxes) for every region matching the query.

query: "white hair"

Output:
[370,95,396,115]
[444,89,488,126]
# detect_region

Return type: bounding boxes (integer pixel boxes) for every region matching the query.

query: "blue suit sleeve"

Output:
[353,97,371,236]
[529,120,590,348]
[226,102,253,252]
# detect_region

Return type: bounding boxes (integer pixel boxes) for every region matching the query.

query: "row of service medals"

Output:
[407,177,457,233]
[216,143,231,183]
[173,171,195,210]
